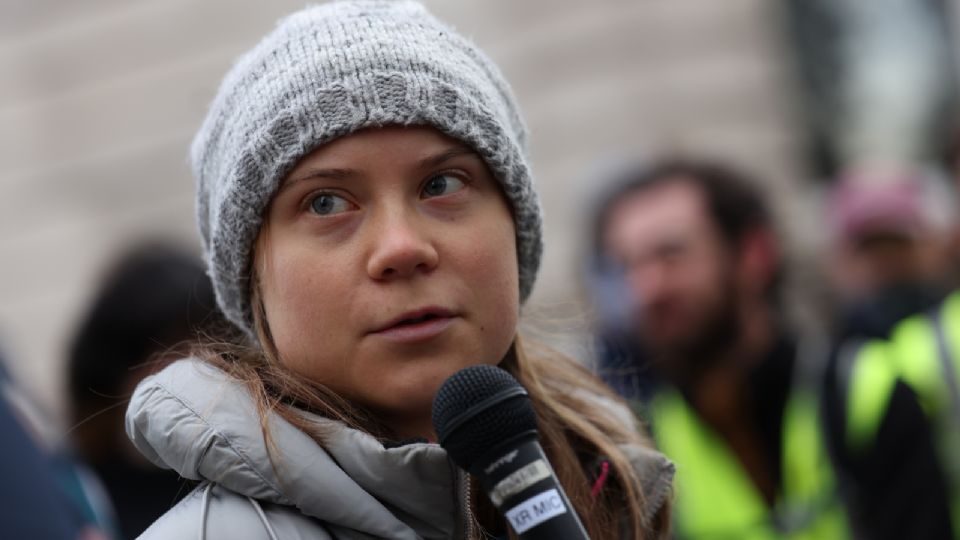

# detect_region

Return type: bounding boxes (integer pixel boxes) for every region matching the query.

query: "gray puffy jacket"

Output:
[126,359,673,539]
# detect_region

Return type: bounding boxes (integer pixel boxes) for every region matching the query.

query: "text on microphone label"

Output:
[505,488,567,534]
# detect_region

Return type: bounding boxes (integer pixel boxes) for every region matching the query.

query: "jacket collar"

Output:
[126,358,460,539]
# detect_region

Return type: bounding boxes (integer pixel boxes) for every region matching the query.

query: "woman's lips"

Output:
[371,315,456,343]
[369,307,458,343]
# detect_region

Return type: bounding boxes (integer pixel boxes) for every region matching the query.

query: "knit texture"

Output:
[191,0,543,337]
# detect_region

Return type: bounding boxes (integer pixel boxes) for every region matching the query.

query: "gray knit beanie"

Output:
[191,0,543,338]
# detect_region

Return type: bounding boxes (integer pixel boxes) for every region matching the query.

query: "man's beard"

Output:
[645,278,741,388]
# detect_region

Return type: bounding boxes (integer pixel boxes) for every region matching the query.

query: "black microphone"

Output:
[432,365,590,539]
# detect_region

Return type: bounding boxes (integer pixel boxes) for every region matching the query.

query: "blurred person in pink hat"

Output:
[838,154,960,536]
[825,166,959,340]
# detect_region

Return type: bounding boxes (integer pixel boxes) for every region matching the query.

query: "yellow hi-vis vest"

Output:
[867,291,960,535]
[649,386,849,540]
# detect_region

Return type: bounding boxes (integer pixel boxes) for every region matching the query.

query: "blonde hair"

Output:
[193,278,670,539]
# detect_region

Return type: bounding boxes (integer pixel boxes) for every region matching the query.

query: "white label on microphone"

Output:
[490,459,552,506]
[505,488,567,534]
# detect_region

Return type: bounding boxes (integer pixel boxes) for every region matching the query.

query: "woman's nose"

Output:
[366,209,440,280]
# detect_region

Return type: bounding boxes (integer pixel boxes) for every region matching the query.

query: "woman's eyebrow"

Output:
[279,167,356,194]
[416,146,478,169]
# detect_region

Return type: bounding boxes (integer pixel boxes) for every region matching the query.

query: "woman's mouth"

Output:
[397,313,442,325]
[371,308,457,343]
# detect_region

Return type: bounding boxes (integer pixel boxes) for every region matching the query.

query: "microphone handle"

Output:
[473,437,590,539]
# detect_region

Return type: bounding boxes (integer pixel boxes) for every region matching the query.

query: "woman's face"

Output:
[255,126,519,439]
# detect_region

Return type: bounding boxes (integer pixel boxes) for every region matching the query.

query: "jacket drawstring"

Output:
[247,496,280,540]
[198,482,279,540]
[199,482,213,540]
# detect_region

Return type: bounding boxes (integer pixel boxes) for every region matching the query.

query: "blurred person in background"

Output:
[590,159,951,539]
[824,167,959,340]
[0,348,107,539]
[785,1,960,531]
[840,153,960,537]
[67,242,223,539]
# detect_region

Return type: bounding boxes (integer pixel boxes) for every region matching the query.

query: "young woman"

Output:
[126,2,673,538]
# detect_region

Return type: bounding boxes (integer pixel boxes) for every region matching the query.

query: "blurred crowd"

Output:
[588,159,958,538]
[5,0,960,538]
[582,3,960,538]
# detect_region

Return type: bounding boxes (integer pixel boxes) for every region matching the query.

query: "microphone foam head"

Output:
[432,365,538,471]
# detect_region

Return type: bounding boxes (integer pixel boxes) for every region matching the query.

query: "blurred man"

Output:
[592,160,950,539]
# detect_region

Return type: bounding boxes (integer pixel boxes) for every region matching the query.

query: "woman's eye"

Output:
[422,174,466,198]
[308,193,352,216]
